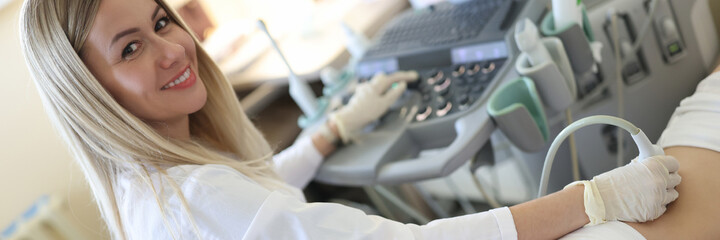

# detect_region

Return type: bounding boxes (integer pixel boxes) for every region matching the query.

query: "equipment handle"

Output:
[375,106,496,184]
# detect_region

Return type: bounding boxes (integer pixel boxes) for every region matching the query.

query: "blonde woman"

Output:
[19,0,681,239]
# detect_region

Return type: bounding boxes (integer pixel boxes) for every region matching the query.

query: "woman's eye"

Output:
[122,41,140,59]
[155,16,170,31]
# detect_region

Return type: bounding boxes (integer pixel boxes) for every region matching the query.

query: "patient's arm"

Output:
[626,146,720,239]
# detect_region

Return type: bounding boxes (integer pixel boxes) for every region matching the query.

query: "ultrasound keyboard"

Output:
[364,0,506,57]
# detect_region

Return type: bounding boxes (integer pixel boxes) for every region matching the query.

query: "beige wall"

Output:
[0,0,107,238]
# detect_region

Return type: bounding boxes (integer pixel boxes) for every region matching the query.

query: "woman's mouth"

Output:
[161,66,196,90]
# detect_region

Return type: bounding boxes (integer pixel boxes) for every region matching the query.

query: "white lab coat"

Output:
[117,137,518,239]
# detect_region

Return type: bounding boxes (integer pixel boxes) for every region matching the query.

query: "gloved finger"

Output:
[654,155,680,173]
[367,72,387,92]
[372,72,387,79]
[371,71,418,93]
[640,156,677,175]
[654,205,667,221]
[664,188,679,205]
[667,172,681,188]
[385,71,419,82]
[381,81,407,104]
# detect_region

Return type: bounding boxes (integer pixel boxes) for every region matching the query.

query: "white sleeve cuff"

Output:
[490,207,518,240]
[297,136,324,165]
[272,136,324,188]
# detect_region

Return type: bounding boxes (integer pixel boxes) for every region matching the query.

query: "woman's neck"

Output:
[147,115,191,140]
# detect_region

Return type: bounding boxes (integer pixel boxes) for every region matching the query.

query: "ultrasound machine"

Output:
[296,0,717,199]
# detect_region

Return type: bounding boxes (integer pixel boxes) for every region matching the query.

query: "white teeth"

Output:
[162,68,191,90]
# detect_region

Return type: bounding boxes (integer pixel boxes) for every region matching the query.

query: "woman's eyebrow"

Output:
[111,28,139,47]
[151,5,161,21]
[109,5,162,48]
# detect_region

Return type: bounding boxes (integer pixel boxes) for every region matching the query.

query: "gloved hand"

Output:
[330,71,418,143]
[566,155,681,225]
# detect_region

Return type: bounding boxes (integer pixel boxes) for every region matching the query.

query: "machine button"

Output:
[427,71,444,85]
[620,40,634,58]
[433,96,447,106]
[421,92,432,103]
[434,77,452,95]
[415,105,433,122]
[458,94,469,105]
[457,94,471,109]
[467,63,482,76]
[622,61,642,80]
[452,65,466,77]
[435,76,450,86]
[662,17,679,39]
[667,41,682,56]
[481,62,496,74]
[435,101,453,117]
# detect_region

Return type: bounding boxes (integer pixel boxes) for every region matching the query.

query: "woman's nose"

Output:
[156,38,185,69]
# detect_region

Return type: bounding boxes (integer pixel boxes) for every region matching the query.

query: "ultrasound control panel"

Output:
[356,59,505,124]
[309,0,547,186]
[313,57,512,186]
[411,59,505,123]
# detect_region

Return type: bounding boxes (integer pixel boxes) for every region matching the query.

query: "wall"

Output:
[0,0,108,238]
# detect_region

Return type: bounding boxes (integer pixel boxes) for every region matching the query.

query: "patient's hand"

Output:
[592,155,681,223]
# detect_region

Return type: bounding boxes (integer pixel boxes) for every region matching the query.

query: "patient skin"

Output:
[626,146,720,239]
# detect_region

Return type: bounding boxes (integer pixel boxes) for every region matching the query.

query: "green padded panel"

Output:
[487,77,549,140]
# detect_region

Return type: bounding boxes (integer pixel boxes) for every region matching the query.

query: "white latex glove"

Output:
[565,155,681,225]
[330,71,419,143]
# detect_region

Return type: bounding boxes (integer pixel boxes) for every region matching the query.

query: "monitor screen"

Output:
[451,41,508,65]
[356,58,399,78]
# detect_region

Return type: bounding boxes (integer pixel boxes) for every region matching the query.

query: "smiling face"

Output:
[82,0,207,138]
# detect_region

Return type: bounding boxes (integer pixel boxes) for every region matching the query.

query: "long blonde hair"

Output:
[19,0,279,238]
